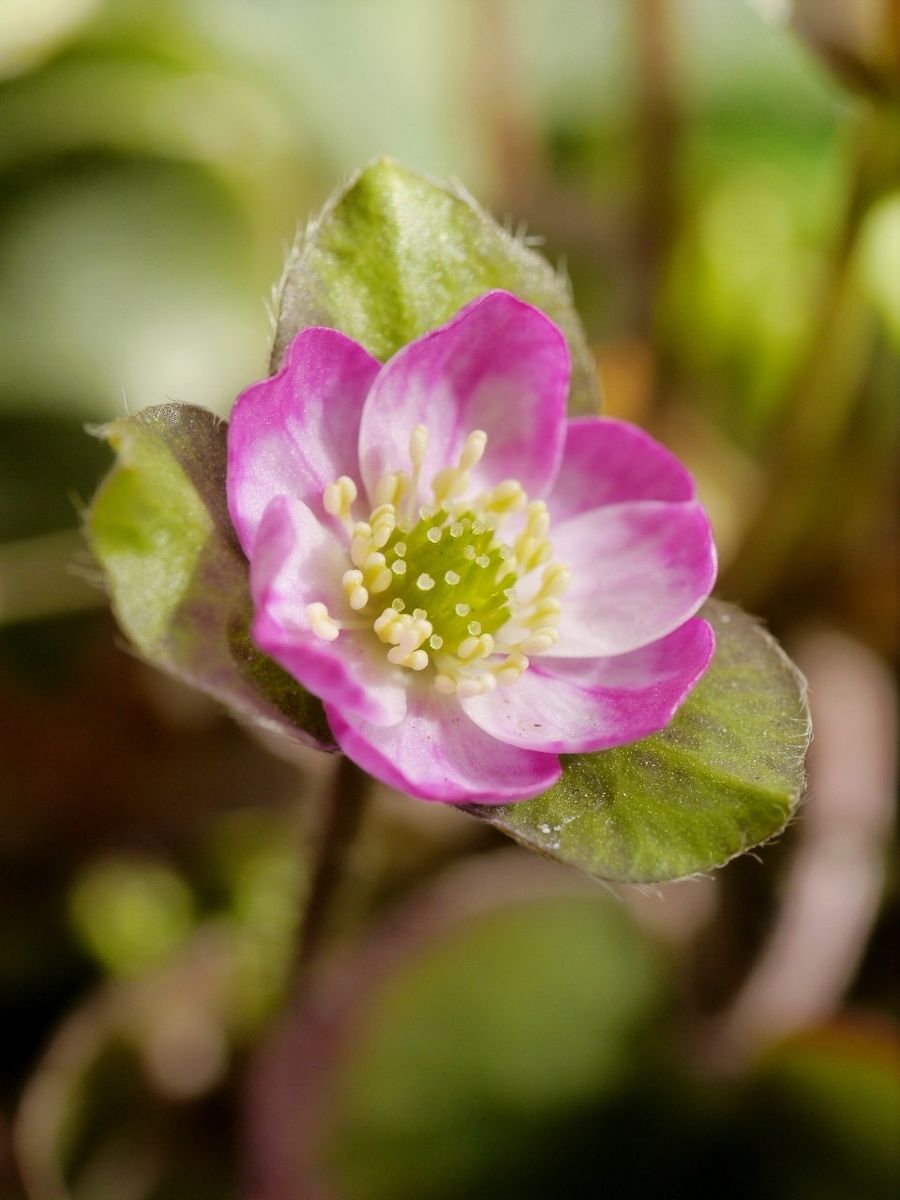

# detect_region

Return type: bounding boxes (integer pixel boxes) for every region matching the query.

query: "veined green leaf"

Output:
[466,601,810,883]
[270,158,600,415]
[87,404,333,749]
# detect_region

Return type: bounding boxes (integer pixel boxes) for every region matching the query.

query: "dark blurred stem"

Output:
[464,0,540,212]
[295,754,370,974]
[722,109,898,608]
[635,0,680,413]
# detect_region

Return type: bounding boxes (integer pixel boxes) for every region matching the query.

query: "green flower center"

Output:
[311,426,569,698]
[378,507,514,648]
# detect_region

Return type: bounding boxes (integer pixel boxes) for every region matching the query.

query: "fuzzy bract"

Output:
[226,291,717,804]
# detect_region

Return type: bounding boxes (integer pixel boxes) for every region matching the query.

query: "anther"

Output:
[323,475,357,520]
[374,471,406,507]
[457,636,480,660]
[342,568,369,611]
[305,602,340,641]
[519,629,558,655]
[459,429,487,470]
[409,425,429,467]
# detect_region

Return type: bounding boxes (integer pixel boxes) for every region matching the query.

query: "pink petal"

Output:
[461,618,714,752]
[227,328,380,555]
[250,496,407,727]
[325,687,561,805]
[358,291,569,508]
[547,417,695,525]
[547,499,717,657]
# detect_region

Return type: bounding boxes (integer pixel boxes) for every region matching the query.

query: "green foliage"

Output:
[86,161,810,881]
[87,404,332,748]
[468,602,809,882]
[270,159,600,415]
[316,877,897,1200]
[325,887,663,1200]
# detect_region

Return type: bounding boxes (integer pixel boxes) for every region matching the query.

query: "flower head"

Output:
[227,291,716,804]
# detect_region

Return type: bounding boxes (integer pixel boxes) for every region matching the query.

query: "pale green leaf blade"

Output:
[87,403,333,749]
[466,601,810,883]
[270,158,600,415]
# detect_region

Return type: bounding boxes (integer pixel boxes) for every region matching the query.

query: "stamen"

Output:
[409,424,429,468]
[519,629,559,655]
[374,472,402,507]
[322,476,357,529]
[459,429,487,470]
[342,568,369,611]
[350,523,372,568]
[487,480,526,514]
[305,602,340,641]
[406,425,429,523]
[325,425,566,692]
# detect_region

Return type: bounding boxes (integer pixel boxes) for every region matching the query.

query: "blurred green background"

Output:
[0,1,897,1197]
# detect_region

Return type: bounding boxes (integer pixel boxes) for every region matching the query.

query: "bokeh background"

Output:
[0,1,898,1197]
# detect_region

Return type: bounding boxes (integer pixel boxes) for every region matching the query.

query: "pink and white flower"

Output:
[227,291,717,804]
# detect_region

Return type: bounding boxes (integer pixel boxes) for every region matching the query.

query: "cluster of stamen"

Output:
[312,425,569,696]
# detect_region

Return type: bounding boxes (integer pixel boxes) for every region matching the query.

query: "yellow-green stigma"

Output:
[313,426,569,697]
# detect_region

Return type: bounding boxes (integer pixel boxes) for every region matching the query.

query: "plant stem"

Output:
[722,108,899,609]
[295,754,371,973]
[634,0,680,364]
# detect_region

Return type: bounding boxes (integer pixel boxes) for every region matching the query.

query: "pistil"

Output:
[308,426,568,694]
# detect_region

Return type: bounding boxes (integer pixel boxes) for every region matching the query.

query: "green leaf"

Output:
[294,858,663,1200]
[466,601,810,883]
[86,404,333,749]
[270,158,600,415]
[328,894,661,1200]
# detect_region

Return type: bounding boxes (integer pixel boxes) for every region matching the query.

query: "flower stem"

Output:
[296,754,371,973]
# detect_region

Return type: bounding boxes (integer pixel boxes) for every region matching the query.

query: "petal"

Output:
[250,496,407,726]
[227,328,380,555]
[358,291,569,507]
[461,618,714,753]
[547,499,717,657]
[547,417,695,524]
[325,687,561,805]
